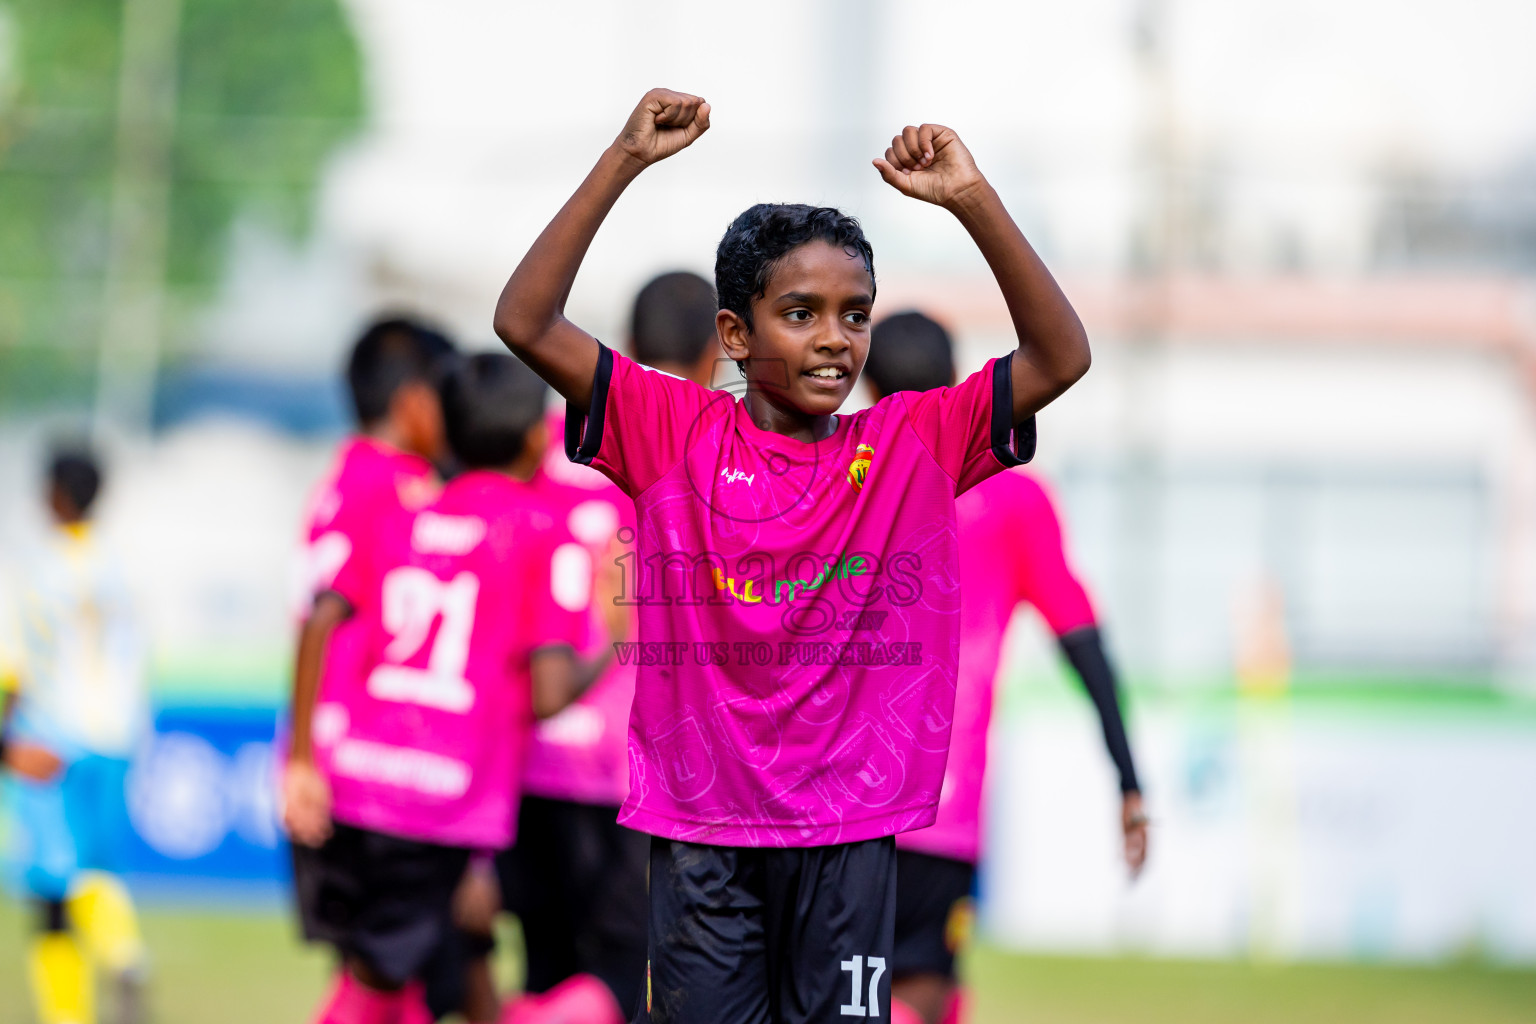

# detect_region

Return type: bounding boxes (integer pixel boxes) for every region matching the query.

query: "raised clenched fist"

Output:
[873,124,986,209]
[614,88,711,169]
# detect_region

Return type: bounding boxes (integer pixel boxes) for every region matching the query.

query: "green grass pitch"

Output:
[2,899,1534,1023]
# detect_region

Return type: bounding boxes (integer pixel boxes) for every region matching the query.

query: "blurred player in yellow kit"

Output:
[1,447,150,1024]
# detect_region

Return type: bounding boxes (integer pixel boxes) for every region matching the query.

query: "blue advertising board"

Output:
[122,705,290,890]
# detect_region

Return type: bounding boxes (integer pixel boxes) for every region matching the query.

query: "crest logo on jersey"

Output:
[846,444,874,491]
[945,896,976,953]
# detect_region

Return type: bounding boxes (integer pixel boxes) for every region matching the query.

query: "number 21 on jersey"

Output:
[366,567,480,713]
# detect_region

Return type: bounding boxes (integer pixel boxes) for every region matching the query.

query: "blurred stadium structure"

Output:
[4,0,1536,970]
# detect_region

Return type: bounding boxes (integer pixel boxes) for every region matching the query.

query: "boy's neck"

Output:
[742,388,837,444]
[362,421,411,455]
[475,450,542,484]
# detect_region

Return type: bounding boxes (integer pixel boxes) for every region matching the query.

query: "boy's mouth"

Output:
[803,364,849,388]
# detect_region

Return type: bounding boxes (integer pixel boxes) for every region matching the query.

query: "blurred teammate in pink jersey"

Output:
[284,353,622,1024]
[865,312,1146,1024]
[495,89,1091,1023]
[285,317,458,967]
[486,271,718,1021]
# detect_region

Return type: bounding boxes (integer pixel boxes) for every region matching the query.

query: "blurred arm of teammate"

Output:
[1058,627,1147,879]
[873,124,1091,424]
[1,690,66,782]
[0,606,63,782]
[529,646,605,720]
[1,738,63,782]
[528,545,632,719]
[282,591,350,847]
[494,88,711,407]
[1015,481,1147,878]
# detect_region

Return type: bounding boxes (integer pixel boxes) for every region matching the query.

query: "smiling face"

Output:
[717,240,875,422]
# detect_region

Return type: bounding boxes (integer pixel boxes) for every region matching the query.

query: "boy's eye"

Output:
[844,311,870,326]
[785,309,812,322]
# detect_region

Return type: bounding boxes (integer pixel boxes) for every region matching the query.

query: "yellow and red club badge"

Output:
[847,444,874,491]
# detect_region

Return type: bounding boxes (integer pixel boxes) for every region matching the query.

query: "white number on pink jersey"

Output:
[370,567,480,713]
[839,955,886,1018]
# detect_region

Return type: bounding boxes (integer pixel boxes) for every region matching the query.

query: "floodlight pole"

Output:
[93,0,183,442]
[1121,0,1177,682]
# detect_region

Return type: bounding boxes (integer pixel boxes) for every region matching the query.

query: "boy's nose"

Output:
[816,329,851,352]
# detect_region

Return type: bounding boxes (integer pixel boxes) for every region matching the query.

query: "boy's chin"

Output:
[790,387,847,416]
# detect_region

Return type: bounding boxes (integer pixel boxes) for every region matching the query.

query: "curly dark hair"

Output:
[346,316,459,427]
[631,270,718,367]
[439,353,548,468]
[714,204,876,333]
[866,311,955,395]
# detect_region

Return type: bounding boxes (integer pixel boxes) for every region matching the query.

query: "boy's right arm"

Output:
[282,592,350,847]
[494,89,711,407]
[0,689,63,783]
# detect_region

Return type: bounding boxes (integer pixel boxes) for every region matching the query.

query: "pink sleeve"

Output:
[1014,475,1097,636]
[327,517,378,613]
[327,490,410,615]
[308,491,369,598]
[308,460,398,604]
[898,354,1036,496]
[565,345,727,496]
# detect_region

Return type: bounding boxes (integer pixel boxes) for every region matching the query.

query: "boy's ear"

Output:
[716,308,750,364]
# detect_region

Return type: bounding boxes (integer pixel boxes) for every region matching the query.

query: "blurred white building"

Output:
[198,0,1536,688]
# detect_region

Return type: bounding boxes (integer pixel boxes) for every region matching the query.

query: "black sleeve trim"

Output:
[565,342,614,467]
[991,352,1036,466]
[1059,625,1141,794]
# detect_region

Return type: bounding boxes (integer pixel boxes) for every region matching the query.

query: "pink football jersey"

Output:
[292,437,438,777]
[896,469,1096,863]
[327,470,589,849]
[567,346,1033,847]
[522,413,639,807]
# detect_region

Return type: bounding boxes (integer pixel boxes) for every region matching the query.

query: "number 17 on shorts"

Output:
[840,954,887,1017]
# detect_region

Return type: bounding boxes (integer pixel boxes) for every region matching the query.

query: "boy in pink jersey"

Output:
[284,354,618,1024]
[490,271,717,1020]
[494,89,1091,1023]
[865,312,1146,1024]
[286,317,458,959]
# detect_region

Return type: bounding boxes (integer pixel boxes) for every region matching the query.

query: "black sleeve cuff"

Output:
[565,342,614,466]
[1059,626,1141,794]
[991,352,1036,467]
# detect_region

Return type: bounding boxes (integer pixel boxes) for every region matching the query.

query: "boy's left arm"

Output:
[1012,483,1147,877]
[282,592,350,847]
[526,530,628,720]
[874,125,1091,422]
[1058,627,1147,878]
